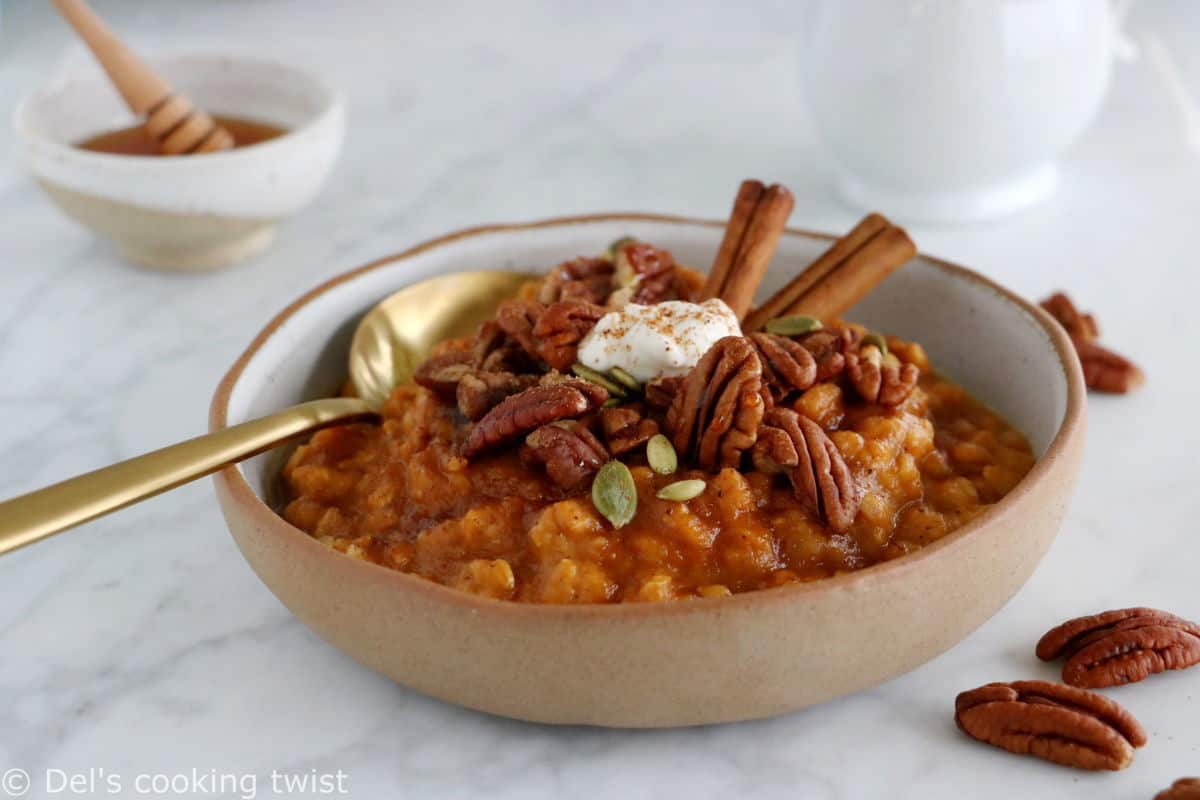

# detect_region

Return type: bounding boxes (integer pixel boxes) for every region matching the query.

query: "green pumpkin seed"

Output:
[571,363,628,397]
[765,315,823,336]
[656,479,706,502]
[606,236,636,261]
[608,366,643,393]
[862,332,889,358]
[646,434,678,475]
[592,461,638,528]
[602,398,623,408]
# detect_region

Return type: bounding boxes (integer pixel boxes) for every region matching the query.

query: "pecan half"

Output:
[615,241,677,305]
[795,327,855,382]
[472,319,539,373]
[665,336,765,470]
[455,371,539,421]
[599,404,659,456]
[955,680,1146,771]
[845,350,920,406]
[524,421,608,489]
[1157,778,1200,800]
[413,351,476,399]
[749,332,818,400]
[751,407,860,533]
[495,299,546,363]
[532,300,606,370]
[539,256,615,305]
[1072,336,1145,394]
[644,376,685,410]
[1040,291,1100,341]
[462,379,608,458]
[1037,607,1200,688]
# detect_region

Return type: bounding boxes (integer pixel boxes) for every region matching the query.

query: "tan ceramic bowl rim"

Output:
[210,212,1087,619]
[13,52,343,169]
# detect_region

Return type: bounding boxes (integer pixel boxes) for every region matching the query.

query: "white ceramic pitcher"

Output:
[802,0,1129,223]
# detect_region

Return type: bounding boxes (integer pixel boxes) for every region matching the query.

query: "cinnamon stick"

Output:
[742,213,915,331]
[702,181,795,320]
[701,179,764,302]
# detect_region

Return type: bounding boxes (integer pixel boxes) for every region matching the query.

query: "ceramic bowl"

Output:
[209,214,1086,727]
[14,54,344,271]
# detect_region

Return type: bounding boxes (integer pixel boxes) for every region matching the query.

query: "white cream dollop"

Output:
[576,299,742,383]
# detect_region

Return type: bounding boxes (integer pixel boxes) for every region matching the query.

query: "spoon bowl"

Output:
[0,270,522,554]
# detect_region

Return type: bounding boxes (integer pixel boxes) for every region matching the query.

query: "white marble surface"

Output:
[2,2,1199,798]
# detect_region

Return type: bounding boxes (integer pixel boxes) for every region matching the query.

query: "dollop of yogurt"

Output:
[576,299,741,383]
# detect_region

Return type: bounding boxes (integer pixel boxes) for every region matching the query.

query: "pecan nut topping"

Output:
[524,420,608,489]
[749,332,819,400]
[615,241,677,305]
[1157,778,1200,800]
[795,327,856,382]
[494,299,547,362]
[538,256,615,305]
[1040,291,1100,341]
[665,336,765,470]
[462,379,608,458]
[955,680,1147,771]
[599,404,659,456]
[531,300,607,371]
[644,376,685,410]
[455,371,539,421]
[1037,607,1200,688]
[413,351,476,399]
[845,350,920,406]
[751,407,860,533]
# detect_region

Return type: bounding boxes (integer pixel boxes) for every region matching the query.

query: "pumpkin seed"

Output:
[592,461,638,528]
[602,398,623,408]
[863,332,889,358]
[606,236,636,261]
[608,366,643,393]
[656,479,706,502]
[571,363,628,397]
[646,434,678,475]
[765,315,823,336]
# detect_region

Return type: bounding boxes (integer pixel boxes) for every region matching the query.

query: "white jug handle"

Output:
[1110,0,1139,62]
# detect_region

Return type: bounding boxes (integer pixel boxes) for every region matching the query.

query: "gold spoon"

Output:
[0,270,533,555]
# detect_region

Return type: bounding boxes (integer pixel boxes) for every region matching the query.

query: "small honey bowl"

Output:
[14,53,345,271]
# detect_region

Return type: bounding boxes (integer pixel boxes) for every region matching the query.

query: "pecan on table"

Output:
[532,300,607,370]
[644,376,685,410]
[1040,291,1100,341]
[751,407,860,533]
[665,336,765,470]
[614,241,677,305]
[462,379,608,458]
[749,332,819,401]
[495,299,547,363]
[954,680,1147,771]
[1038,291,1143,393]
[599,404,659,456]
[1157,778,1200,800]
[524,420,609,489]
[413,351,476,399]
[845,350,920,406]
[1072,336,1145,394]
[538,256,615,305]
[455,371,539,421]
[1036,607,1200,688]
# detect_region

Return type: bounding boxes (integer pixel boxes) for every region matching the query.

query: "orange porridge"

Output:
[281,232,1035,603]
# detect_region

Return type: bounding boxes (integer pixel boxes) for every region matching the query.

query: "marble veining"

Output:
[1,1,1198,797]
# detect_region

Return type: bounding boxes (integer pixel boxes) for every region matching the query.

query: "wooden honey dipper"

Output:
[52,0,235,155]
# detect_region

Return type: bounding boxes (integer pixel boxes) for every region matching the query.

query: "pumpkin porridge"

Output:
[282,185,1034,603]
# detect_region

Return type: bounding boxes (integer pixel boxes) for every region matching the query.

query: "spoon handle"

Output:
[0,397,373,556]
